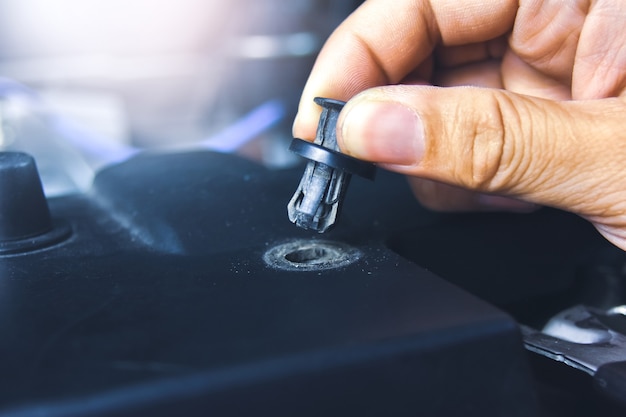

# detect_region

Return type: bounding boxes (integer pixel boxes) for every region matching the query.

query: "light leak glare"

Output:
[2,0,230,56]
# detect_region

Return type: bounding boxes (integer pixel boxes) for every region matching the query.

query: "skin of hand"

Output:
[292,0,626,251]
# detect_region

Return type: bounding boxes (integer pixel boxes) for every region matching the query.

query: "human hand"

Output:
[292,0,626,250]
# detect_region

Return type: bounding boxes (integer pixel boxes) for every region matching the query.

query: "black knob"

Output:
[0,152,70,254]
[0,152,52,240]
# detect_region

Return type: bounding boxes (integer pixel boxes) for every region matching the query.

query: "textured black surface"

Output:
[2,150,616,416]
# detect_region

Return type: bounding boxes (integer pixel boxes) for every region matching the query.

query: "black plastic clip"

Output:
[287,97,376,232]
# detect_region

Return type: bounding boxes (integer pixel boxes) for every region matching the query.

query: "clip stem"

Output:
[287,98,376,233]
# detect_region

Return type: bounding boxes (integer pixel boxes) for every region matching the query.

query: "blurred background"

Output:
[0,0,361,195]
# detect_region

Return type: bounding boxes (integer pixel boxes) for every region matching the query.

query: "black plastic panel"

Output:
[0,151,565,416]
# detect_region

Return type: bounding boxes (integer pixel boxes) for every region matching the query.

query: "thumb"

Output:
[337,85,626,247]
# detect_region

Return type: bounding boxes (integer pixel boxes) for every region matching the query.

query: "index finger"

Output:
[293,0,518,140]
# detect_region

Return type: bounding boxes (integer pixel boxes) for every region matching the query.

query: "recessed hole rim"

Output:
[264,239,362,271]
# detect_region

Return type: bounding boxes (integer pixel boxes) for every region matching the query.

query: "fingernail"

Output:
[340,101,424,165]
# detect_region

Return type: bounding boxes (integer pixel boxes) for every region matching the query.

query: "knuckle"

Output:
[456,91,525,193]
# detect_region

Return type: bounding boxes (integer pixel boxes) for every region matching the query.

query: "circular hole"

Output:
[284,247,329,264]
[263,240,361,271]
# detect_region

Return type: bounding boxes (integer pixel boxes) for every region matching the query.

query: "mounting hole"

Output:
[264,240,361,271]
[285,247,329,265]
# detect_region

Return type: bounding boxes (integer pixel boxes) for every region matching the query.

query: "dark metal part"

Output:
[287,97,376,233]
[522,305,626,375]
[522,305,626,407]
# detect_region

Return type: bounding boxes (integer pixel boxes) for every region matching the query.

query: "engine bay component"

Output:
[0,152,71,254]
[287,97,376,233]
[523,305,626,407]
[1,150,541,416]
[4,148,626,416]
